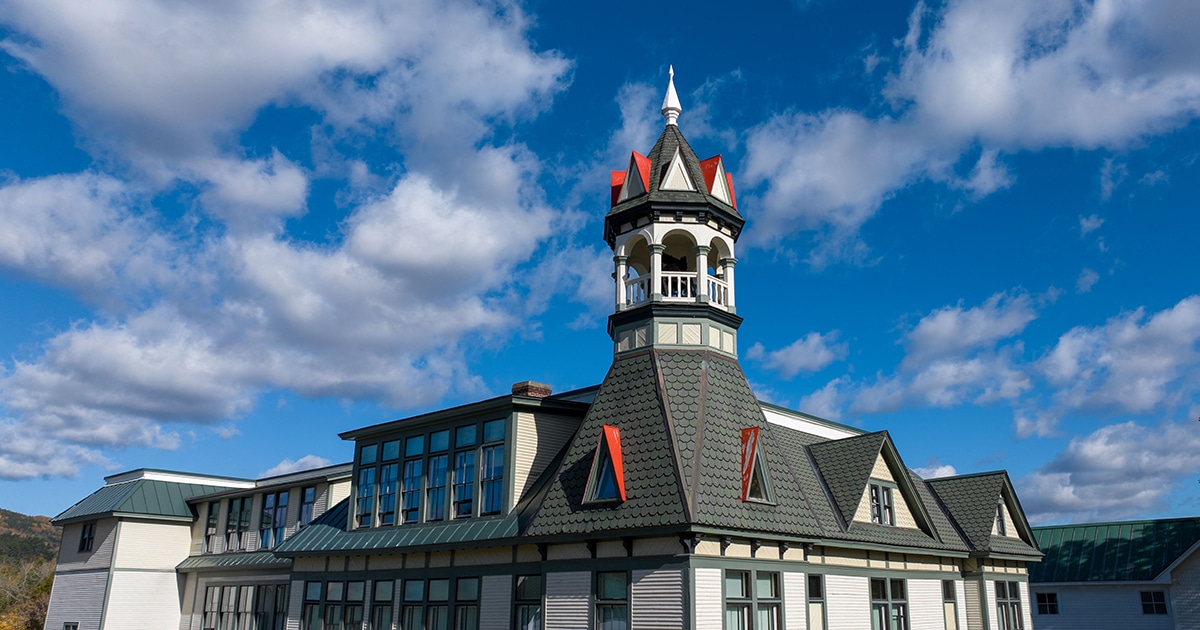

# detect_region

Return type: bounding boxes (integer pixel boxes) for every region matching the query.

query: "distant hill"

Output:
[0,508,59,563]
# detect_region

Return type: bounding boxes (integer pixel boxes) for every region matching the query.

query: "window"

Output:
[371,580,394,630]
[427,452,448,522]
[379,463,398,526]
[481,419,505,515]
[64,624,78,630]
[995,502,1007,536]
[1141,591,1167,615]
[942,580,959,630]
[260,491,288,549]
[995,581,1023,629]
[402,458,423,524]
[1035,592,1058,615]
[585,425,626,503]
[204,584,288,630]
[77,522,95,553]
[870,578,908,630]
[398,577,479,630]
[299,487,316,525]
[870,483,896,526]
[740,427,774,503]
[724,570,780,629]
[808,574,826,630]
[204,501,220,553]
[226,497,252,551]
[452,450,475,519]
[595,572,628,630]
[515,575,543,630]
[356,466,376,528]
[300,580,365,630]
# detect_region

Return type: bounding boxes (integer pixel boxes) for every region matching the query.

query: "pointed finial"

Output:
[661,65,681,126]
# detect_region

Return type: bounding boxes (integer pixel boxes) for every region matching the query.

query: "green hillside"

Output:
[0,509,58,563]
[0,508,57,630]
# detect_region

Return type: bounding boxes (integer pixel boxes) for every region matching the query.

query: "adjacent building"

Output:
[1029,517,1200,630]
[45,68,1043,630]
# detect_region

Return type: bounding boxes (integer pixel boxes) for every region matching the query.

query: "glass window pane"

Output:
[890,579,906,601]
[455,605,478,630]
[724,604,750,630]
[326,582,344,602]
[597,572,626,600]
[756,572,779,599]
[724,571,748,599]
[306,582,322,602]
[596,604,628,630]
[943,580,956,601]
[483,419,505,442]
[808,575,824,600]
[346,581,364,602]
[457,578,479,601]
[516,575,542,601]
[756,603,780,630]
[430,430,449,453]
[382,440,401,461]
[403,580,424,602]
[429,578,449,602]
[996,582,1007,599]
[871,578,887,601]
[406,435,425,457]
[1008,582,1020,601]
[360,444,378,465]
[456,425,477,448]
[374,580,394,603]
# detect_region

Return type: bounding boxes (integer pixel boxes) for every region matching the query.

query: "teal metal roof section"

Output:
[1029,518,1200,583]
[54,479,228,524]
[177,551,291,572]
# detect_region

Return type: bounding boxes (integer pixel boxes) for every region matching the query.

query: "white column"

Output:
[614,255,628,311]
[649,243,665,301]
[722,257,737,311]
[694,245,710,303]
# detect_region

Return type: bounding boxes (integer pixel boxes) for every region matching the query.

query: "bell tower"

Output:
[605,66,745,357]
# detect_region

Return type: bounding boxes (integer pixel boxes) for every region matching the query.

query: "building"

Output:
[1028,517,1200,630]
[45,68,1043,630]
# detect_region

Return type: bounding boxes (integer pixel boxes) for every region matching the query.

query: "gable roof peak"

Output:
[662,65,682,126]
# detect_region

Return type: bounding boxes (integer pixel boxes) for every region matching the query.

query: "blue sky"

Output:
[1,0,1198,525]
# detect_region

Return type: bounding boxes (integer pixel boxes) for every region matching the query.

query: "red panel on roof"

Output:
[602,425,627,501]
[611,171,627,207]
[631,152,651,193]
[725,172,737,209]
[740,427,760,501]
[699,155,722,193]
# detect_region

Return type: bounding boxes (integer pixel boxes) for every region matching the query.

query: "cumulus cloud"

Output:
[1019,420,1200,523]
[799,377,849,421]
[1079,213,1105,236]
[743,0,1200,262]
[1076,268,1099,293]
[1039,295,1200,415]
[260,455,334,478]
[913,463,957,479]
[748,332,847,378]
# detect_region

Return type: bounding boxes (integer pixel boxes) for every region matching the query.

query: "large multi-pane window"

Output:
[370,580,394,630]
[226,497,252,551]
[595,571,628,630]
[300,487,317,525]
[203,584,287,630]
[995,582,1023,629]
[514,575,543,630]
[1141,591,1167,615]
[398,577,480,630]
[260,491,288,549]
[870,483,896,526]
[354,418,506,527]
[204,501,221,553]
[870,578,908,630]
[724,570,780,630]
[301,581,365,630]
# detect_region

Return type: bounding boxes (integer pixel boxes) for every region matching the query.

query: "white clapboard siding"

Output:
[286,487,301,537]
[907,578,943,630]
[1172,549,1200,629]
[955,579,967,630]
[514,412,579,501]
[1030,585,1175,630]
[102,570,183,629]
[984,580,999,630]
[964,579,982,630]
[44,569,108,630]
[1018,582,1032,630]
[112,520,192,569]
[825,575,870,629]
[783,572,806,630]
[329,479,352,510]
[178,572,198,630]
[694,568,722,628]
[481,574,513,630]
[545,570,590,630]
[56,519,117,572]
[631,569,684,628]
[286,579,304,630]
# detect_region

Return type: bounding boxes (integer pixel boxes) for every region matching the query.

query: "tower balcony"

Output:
[622,271,731,311]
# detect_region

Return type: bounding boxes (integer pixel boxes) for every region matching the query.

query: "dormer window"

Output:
[740,427,774,503]
[870,483,895,526]
[995,501,1007,536]
[585,425,626,503]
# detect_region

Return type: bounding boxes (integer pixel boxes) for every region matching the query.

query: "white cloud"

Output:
[1014,409,1061,439]
[799,377,849,421]
[748,332,847,378]
[1019,420,1200,524]
[1079,213,1105,235]
[1039,295,1200,414]
[1099,160,1126,202]
[190,153,310,232]
[913,463,957,479]
[260,455,333,478]
[1076,268,1100,293]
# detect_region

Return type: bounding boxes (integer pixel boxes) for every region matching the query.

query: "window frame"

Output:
[395,576,480,630]
[77,521,95,553]
[299,486,317,525]
[204,583,288,630]
[807,573,826,630]
[514,574,543,630]
[225,496,253,551]
[994,581,1024,629]
[1140,590,1168,615]
[259,490,289,550]
[1035,592,1058,615]
[995,501,1007,536]
[723,569,781,630]
[595,571,629,630]
[869,577,909,630]
[869,482,897,526]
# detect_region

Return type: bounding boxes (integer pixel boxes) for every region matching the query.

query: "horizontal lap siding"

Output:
[908,578,943,630]
[964,579,982,630]
[825,575,870,629]
[955,580,967,630]
[112,520,192,569]
[545,570,589,629]
[783,572,806,630]
[1018,582,1032,630]
[694,568,722,628]
[632,569,684,629]
[514,412,578,502]
[56,519,116,572]
[101,570,183,629]
[481,574,513,630]
[1030,585,1175,630]
[44,570,108,630]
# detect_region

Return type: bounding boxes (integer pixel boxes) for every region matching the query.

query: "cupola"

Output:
[605,67,745,357]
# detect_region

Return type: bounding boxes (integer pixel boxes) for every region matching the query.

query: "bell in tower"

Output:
[605,66,745,357]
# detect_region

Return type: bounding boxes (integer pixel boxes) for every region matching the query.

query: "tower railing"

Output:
[622,272,729,311]
[707,275,729,307]
[660,271,697,301]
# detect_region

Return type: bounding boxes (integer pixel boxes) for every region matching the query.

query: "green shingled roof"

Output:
[608,124,739,217]
[927,472,1040,558]
[1029,518,1200,583]
[54,479,228,524]
[808,433,887,528]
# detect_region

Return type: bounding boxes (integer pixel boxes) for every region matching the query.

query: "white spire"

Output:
[661,65,681,126]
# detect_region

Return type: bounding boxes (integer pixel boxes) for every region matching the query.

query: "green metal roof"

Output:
[1029,518,1200,583]
[54,479,228,524]
[177,551,291,572]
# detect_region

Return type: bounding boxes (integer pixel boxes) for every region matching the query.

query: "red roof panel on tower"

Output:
[611,171,626,207]
[631,151,651,193]
[699,155,722,192]
[725,172,737,209]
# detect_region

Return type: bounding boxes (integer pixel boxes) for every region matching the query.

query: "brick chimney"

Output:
[512,380,553,398]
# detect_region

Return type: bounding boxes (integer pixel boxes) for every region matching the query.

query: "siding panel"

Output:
[102,570,183,629]
[1029,584,1175,630]
[514,412,578,502]
[55,519,117,572]
[112,520,192,569]
[44,569,108,630]
[782,572,806,630]
[481,574,512,630]
[907,578,943,630]
[545,570,589,630]
[964,579,982,630]
[631,569,683,629]
[694,568,722,629]
[825,575,869,629]
[287,579,304,630]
